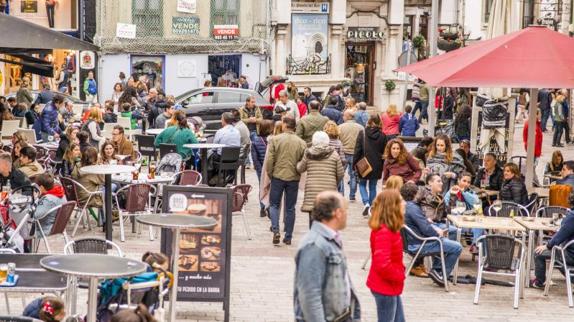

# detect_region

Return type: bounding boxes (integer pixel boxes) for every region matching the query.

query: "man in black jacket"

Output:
[0,153,31,189]
[473,153,503,190]
[531,200,574,288]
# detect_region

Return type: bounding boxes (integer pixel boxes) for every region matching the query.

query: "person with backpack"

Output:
[399,105,419,137]
[83,71,98,104]
[40,95,64,142]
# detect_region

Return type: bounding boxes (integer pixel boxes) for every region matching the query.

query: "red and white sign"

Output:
[212,25,239,40]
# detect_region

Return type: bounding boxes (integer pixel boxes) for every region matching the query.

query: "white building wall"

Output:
[98,54,131,102]
[164,55,208,97]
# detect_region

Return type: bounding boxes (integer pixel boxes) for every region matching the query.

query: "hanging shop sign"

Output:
[172,16,200,35]
[291,1,329,14]
[20,0,37,13]
[161,186,233,322]
[213,25,239,40]
[176,0,196,13]
[79,51,95,70]
[346,27,385,41]
[116,23,137,39]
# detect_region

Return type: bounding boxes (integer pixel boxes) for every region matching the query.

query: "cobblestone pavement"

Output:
[3,126,574,321]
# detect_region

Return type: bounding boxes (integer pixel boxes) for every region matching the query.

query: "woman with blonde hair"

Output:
[323,120,345,165]
[380,104,402,140]
[81,106,105,147]
[367,189,406,322]
[385,175,404,191]
[544,150,564,178]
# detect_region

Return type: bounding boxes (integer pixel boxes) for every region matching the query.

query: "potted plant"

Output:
[384,80,396,92]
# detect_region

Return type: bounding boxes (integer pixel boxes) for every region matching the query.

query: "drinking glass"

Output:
[492,200,502,216]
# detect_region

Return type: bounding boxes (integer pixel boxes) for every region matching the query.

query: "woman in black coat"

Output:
[499,163,528,205]
[353,114,387,216]
[454,104,472,141]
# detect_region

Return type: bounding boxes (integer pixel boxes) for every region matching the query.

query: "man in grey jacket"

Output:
[294,191,361,322]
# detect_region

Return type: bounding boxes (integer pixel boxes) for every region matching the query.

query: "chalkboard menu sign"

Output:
[161,186,232,321]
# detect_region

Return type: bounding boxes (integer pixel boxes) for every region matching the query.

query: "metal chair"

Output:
[232,184,252,240]
[536,206,569,218]
[64,237,123,256]
[59,177,103,237]
[236,143,251,184]
[488,201,530,217]
[174,170,202,186]
[113,183,155,242]
[159,143,177,159]
[212,147,241,187]
[1,120,21,139]
[402,225,449,292]
[117,116,132,130]
[474,235,525,309]
[524,193,540,214]
[543,239,574,307]
[510,156,527,173]
[134,134,157,164]
[31,201,76,253]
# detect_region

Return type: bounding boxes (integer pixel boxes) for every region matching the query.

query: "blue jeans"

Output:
[408,226,462,277]
[359,178,377,206]
[372,292,405,322]
[343,154,357,199]
[269,178,299,240]
[417,101,429,123]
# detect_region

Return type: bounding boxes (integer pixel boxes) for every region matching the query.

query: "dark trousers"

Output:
[269,178,299,240]
[565,121,571,143]
[372,292,405,322]
[535,249,574,284]
[541,108,551,131]
[46,4,55,28]
[553,121,564,146]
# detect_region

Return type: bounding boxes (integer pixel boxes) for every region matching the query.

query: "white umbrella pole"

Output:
[525,88,538,189]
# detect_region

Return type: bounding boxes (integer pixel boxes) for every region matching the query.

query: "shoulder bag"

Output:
[354,130,372,177]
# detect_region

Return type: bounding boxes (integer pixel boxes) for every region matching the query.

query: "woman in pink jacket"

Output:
[380,104,402,140]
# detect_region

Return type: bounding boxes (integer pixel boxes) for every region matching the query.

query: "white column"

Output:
[561,0,572,34]
[275,25,288,76]
[413,9,421,36]
[389,0,405,25]
[383,26,401,79]
[330,25,344,79]
[440,0,457,25]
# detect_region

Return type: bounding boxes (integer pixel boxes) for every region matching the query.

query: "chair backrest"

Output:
[510,156,526,173]
[525,193,539,213]
[177,170,202,186]
[59,176,79,202]
[103,122,118,133]
[220,147,241,163]
[159,143,177,159]
[482,235,521,271]
[232,184,252,212]
[35,146,48,163]
[16,129,37,144]
[1,120,21,137]
[157,153,183,174]
[123,184,152,213]
[118,116,132,129]
[0,248,16,254]
[48,201,77,235]
[14,117,26,128]
[491,201,529,217]
[400,227,411,253]
[64,238,123,256]
[536,206,570,218]
[135,135,157,157]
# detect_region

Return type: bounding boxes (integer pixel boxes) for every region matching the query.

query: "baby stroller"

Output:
[0,185,41,253]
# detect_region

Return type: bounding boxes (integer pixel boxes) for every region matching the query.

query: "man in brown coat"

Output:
[266,117,306,245]
[111,125,136,160]
[338,110,363,200]
[296,100,328,145]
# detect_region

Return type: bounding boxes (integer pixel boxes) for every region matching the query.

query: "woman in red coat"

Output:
[367,189,406,322]
[382,138,422,184]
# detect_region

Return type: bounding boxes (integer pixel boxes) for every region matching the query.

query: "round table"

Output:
[40,254,147,322]
[145,128,164,135]
[112,173,173,185]
[136,214,217,322]
[183,143,227,184]
[80,165,135,242]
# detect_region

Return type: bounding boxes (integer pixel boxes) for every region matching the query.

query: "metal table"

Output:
[183,143,227,184]
[80,165,135,242]
[40,254,147,322]
[513,216,559,288]
[145,128,164,135]
[136,214,217,322]
[0,254,48,271]
[112,173,173,185]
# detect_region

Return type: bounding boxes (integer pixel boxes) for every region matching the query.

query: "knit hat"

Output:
[312,131,329,146]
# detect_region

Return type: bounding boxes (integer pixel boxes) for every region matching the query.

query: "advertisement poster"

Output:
[161,186,232,305]
[172,16,200,35]
[20,0,37,13]
[177,0,196,13]
[212,25,239,40]
[291,14,329,63]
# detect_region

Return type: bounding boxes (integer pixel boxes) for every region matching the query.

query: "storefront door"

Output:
[345,42,375,105]
[208,55,241,87]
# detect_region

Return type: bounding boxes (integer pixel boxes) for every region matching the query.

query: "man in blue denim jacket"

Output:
[294,191,361,322]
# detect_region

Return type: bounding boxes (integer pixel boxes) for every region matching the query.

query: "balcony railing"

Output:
[286,54,331,75]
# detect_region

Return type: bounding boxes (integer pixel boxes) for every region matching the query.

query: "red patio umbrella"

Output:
[395,26,574,189]
[396,26,574,89]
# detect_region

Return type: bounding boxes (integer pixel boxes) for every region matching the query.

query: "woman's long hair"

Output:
[386,104,399,117]
[383,139,409,165]
[99,141,116,164]
[369,189,404,233]
[64,143,80,163]
[552,150,564,168]
[427,134,453,163]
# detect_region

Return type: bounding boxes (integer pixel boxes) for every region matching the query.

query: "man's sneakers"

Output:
[362,205,370,218]
[530,279,544,289]
[409,264,429,278]
[283,238,292,245]
[272,232,281,245]
[428,270,446,287]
